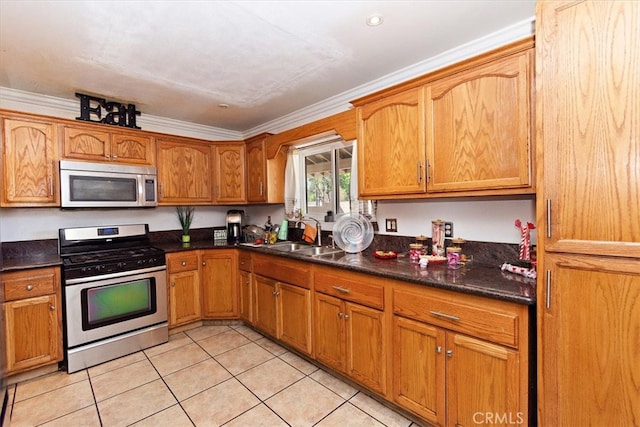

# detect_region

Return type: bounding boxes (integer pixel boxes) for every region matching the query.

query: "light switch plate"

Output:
[386,218,398,232]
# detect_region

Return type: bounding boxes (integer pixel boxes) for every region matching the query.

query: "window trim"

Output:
[294,138,355,223]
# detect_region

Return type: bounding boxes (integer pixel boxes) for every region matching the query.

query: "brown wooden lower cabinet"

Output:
[394,316,522,426]
[251,254,312,355]
[253,274,312,355]
[166,252,201,327]
[200,250,237,318]
[210,251,531,426]
[392,283,529,426]
[2,267,63,375]
[314,292,386,395]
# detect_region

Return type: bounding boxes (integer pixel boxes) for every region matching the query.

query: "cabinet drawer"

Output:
[167,252,199,273]
[238,252,252,272]
[314,268,384,310]
[253,254,310,288]
[2,267,58,301]
[392,286,520,348]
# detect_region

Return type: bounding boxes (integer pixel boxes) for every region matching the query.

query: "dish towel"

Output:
[302,223,317,244]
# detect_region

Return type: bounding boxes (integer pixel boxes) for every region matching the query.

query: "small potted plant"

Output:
[176,206,195,244]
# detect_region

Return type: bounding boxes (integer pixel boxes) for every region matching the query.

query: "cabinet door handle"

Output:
[343,314,350,320]
[26,284,33,291]
[332,285,350,294]
[49,304,55,311]
[202,262,206,266]
[259,181,264,196]
[546,270,552,309]
[426,159,431,183]
[436,346,442,354]
[111,154,118,159]
[446,349,453,358]
[338,312,343,318]
[546,199,552,238]
[429,310,460,321]
[171,282,176,287]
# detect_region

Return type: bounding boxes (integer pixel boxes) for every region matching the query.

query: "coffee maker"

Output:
[226,209,244,244]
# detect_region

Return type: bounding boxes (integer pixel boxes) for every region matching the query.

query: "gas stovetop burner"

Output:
[63,246,164,266]
[59,224,166,281]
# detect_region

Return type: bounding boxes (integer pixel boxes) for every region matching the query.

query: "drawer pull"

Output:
[429,310,460,321]
[181,261,187,266]
[332,285,350,294]
[26,284,34,291]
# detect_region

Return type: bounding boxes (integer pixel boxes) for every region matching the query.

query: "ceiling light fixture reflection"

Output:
[366,14,384,26]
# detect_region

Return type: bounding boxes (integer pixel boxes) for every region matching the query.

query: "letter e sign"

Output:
[75,92,141,129]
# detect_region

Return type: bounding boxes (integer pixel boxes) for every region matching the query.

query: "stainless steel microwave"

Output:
[60,160,157,208]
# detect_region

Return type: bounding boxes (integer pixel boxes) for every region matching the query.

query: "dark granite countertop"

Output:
[2,237,536,305]
[234,243,536,305]
[1,239,61,271]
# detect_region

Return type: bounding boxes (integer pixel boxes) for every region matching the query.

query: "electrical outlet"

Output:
[386,218,398,232]
[444,221,454,238]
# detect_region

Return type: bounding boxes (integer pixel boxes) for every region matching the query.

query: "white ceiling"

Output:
[0,1,536,134]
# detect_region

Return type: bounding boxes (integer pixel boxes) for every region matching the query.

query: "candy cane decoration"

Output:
[515,219,535,261]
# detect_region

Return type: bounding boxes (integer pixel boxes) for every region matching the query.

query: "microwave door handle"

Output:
[138,174,145,206]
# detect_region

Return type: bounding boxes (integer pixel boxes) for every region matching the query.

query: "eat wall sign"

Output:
[75,92,141,129]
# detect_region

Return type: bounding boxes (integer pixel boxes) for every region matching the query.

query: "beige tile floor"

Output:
[3,325,422,427]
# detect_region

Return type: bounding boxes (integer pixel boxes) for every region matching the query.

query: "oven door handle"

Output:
[65,265,167,285]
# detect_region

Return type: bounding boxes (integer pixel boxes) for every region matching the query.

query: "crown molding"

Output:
[0,87,243,141]
[245,16,535,137]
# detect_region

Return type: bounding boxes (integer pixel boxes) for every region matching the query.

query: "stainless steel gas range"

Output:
[58,224,168,373]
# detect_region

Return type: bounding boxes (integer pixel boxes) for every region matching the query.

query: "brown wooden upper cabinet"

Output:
[357,87,426,198]
[62,124,155,165]
[156,137,213,204]
[244,133,285,204]
[354,40,534,199]
[1,116,59,206]
[425,49,533,193]
[245,135,268,203]
[213,144,246,204]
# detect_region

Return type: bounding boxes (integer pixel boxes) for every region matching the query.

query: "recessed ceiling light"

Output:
[218,103,230,109]
[366,14,384,26]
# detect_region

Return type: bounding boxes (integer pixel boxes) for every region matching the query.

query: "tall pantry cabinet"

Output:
[535,1,640,425]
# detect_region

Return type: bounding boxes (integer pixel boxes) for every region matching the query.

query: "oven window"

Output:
[70,175,137,202]
[82,278,157,330]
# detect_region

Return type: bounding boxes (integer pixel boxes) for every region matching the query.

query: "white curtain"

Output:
[284,149,298,219]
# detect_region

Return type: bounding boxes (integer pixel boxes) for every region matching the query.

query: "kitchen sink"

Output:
[294,246,344,257]
[268,242,308,252]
